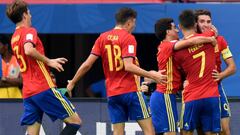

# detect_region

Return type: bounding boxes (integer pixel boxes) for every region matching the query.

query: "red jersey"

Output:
[11,26,56,98]
[91,28,139,97]
[215,36,233,72]
[174,33,219,102]
[156,40,182,94]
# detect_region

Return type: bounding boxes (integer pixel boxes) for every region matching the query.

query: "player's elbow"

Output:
[124,63,133,72]
[24,48,34,56]
[24,42,35,56]
[230,65,237,74]
[82,62,92,71]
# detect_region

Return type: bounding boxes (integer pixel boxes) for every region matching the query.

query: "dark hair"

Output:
[179,9,196,29]
[6,0,28,24]
[195,9,212,21]
[115,7,137,25]
[154,18,174,41]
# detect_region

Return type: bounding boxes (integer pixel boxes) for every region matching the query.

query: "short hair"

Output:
[154,18,174,41]
[115,7,137,25]
[179,9,196,29]
[6,0,28,24]
[195,9,212,21]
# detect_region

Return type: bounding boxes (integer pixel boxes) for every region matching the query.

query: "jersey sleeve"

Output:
[201,29,215,37]
[168,41,176,52]
[91,36,101,56]
[219,36,233,60]
[121,34,137,58]
[23,28,38,46]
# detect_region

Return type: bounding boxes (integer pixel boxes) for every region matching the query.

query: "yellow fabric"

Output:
[221,46,233,60]
[0,56,22,98]
[0,87,22,98]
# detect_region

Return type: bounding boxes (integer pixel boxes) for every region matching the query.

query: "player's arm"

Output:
[123,57,166,84]
[24,42,67,72]
[212,57,236,81]
[174,36,216,50]
[67,54,99,92]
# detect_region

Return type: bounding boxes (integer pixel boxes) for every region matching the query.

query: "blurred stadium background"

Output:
[0,0,239,134]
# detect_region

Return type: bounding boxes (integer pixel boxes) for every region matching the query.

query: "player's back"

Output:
[174,34,218,102]
[91,28,139,97]
[156,41,181,94]
[11,26,55,98]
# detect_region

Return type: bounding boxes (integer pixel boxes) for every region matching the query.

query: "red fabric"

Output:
[174,33,219,102]
[215,36,229,72]
[156,41,182,94]
[11,26,55,98]
[91,28,139,97]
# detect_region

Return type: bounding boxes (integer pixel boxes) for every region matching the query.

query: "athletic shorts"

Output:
[218,83,231,118]
[108,91,150,124]
[150,91,178,133]
[182,97,221,133]
[21,88,76,125]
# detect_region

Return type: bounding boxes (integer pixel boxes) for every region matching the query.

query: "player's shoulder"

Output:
[216,35,228,46]
[22,27,37,32]
[216,35,225,41]
[113,29,133,38]
[160,40,173,47]
[20,27,38,37]
[99,29,117,38]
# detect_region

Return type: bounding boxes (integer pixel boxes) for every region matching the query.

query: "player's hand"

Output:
[150,70,167,84]
[210,36,217,47]
[67,80,74,97]
[212,69,222,81]
[47,58,68,72]
[144,77,155,84]
[140,81,149,92]
[210,25,218,37]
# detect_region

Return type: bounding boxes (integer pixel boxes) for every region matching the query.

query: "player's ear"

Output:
[166,29,170,34]
[126,19,131,26]
[194,23,197,29]
[22,12,28,20]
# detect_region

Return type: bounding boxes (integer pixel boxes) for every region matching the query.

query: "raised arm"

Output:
[174,36,216,50]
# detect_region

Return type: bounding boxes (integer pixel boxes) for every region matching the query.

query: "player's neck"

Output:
[16,21,30,29]
[114,25,128,32]
[182,29,196,39]
[164,36,176,42]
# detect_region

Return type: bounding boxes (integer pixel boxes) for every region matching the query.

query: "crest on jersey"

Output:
[128,45,134,53]
[26,33,33,41]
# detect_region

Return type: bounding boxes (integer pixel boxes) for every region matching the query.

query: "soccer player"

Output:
[6,1,81,135]
[174,10,221,135]
[195,9,236,135]
[67,7,166,135]
[143,18,216,135]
